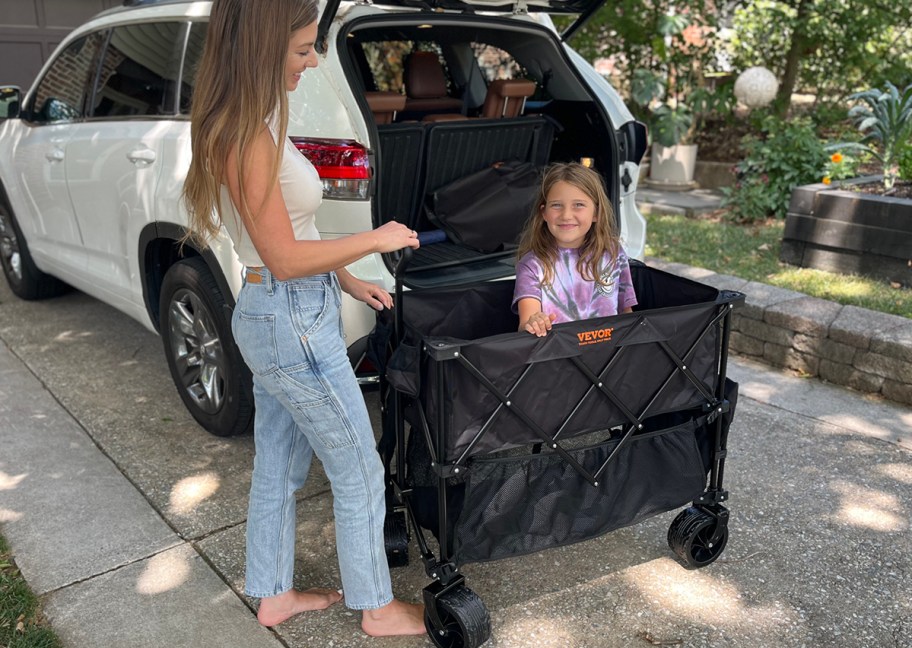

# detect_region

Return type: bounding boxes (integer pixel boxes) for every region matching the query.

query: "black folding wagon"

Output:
[373,252,743,648]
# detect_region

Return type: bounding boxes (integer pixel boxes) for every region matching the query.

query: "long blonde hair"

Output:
[182,0,319,246]
[516,162,620,287]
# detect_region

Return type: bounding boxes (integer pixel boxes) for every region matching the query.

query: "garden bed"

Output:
[781,176,912,288]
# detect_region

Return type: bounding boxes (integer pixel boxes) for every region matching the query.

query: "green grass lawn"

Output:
[643,212,912,319]
[0,534,61,648]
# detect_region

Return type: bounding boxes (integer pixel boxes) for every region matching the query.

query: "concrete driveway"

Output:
[0,276,911,647]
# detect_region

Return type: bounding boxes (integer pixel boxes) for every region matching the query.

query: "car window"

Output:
[361,40,413,93]
[361,42,456,96]
[473,43,526,82]
[90,22,186,118]
[29,31,106,124]
[179,21,208,115]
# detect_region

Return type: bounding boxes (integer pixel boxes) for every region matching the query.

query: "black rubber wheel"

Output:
[160,257,253,437]
[425,586,491,648]
[667,506,729,569]
[0,198,69,300]
[384,510,410,567]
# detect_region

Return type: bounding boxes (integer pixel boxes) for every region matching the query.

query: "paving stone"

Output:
[854,350,912,383]
[730,331,764,356]
[882,379,912,406]
[763,341,820,376]
[819,360,885,394]
[829,305,907,349]
[765,296,843,337]
[738,317,795,347]
[793,334,857,365]
[869,319,912,363]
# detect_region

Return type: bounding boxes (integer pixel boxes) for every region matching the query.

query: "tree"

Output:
[729,0,912,115]
[556,0,722,123]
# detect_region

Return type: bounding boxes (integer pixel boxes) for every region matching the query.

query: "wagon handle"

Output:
[395,246,414,277]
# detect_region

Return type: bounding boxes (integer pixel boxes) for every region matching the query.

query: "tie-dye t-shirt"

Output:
[512,246,638,324]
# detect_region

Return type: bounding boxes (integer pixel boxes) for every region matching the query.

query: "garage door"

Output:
[0,0,121,90]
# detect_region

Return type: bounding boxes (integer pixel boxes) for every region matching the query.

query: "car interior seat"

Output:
[365,91,406,124]
[403,51,463,115]
[480,79,536,119]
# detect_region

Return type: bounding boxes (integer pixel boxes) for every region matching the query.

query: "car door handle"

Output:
[45,148,64,162]
[127,148,156,164]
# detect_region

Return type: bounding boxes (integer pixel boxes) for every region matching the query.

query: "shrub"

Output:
[822,151,859,186]
[722,116,827,222]
[899,146,912,181]
[833,82,912,189]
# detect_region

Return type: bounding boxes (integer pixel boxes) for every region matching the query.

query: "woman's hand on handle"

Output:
[371,221,420,254]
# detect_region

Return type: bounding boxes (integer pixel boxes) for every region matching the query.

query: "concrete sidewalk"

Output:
[2,324,912,646]
[0,341,282,648]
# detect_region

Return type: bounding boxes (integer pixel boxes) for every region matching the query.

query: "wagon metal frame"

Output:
[375,255,743,647]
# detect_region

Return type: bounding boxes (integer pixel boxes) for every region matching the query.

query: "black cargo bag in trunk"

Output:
[427,160,541,253]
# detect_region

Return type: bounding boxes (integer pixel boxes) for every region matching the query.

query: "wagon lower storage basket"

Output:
[381,261,743,647]
[404,383,737,564]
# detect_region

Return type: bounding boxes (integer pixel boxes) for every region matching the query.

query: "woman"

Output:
[181,0,425,636]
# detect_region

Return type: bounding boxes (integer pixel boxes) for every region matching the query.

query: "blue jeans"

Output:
[231,269,392,610]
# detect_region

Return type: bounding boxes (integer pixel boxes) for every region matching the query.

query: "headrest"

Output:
[405,51,449,99]
[489,79,537,98]
[365,91,406,113]
[481,79,537,118]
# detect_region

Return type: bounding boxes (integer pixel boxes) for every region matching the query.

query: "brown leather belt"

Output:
[245,267,264,284]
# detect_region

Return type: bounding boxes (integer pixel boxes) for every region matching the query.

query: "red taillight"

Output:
[290,137,371,200]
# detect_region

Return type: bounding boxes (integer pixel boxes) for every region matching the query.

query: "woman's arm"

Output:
[225,128,418,280]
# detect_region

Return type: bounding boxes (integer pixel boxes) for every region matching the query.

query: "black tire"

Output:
[384,511,410,568]
[0,198,69,300]
[667,506,729,569]
[160,257,253,437]
[425,586,491,648]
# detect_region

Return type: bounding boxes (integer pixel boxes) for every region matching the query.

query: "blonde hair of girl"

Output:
[516,162,621,288]
[181,0,319,246]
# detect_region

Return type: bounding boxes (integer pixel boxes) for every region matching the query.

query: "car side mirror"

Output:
[0,86,21,119]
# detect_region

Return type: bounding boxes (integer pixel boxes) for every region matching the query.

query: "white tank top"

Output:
[219,120,322,268]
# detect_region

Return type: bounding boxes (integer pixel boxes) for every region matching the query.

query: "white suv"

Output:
[0,0,648,437]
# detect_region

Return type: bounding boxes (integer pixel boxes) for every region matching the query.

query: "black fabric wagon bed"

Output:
[376,260,743,647]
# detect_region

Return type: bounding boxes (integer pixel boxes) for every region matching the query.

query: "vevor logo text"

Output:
[577,327,614,346]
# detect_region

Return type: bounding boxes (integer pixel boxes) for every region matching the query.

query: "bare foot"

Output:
[256,588,342,627]
[361,598,427,637]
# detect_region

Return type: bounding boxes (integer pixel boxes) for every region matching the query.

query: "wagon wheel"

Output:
[425,586,491,648]
[667,506,729,569]
[383,511,410,568]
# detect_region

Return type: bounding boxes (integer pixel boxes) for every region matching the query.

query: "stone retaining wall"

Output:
[647,259,912,406]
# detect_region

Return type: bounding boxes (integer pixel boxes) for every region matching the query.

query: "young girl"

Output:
[513,162,637,336]
[182,0,424,637]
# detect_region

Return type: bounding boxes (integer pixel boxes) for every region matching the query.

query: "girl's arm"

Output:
[225,128,418,280]
[517,297,555,337]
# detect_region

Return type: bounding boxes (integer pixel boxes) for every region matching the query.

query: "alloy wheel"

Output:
[166,287,226,414]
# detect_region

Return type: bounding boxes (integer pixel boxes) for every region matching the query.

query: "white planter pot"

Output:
[647,143,699,190]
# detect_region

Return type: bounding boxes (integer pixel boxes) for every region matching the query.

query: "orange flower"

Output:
[822,176,832,185]
[831,152,843,163]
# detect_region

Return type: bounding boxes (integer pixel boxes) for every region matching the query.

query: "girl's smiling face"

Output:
[285,22,319,91]
[541,180,597,249]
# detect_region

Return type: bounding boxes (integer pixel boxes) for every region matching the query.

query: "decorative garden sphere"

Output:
[734,66,779,108]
